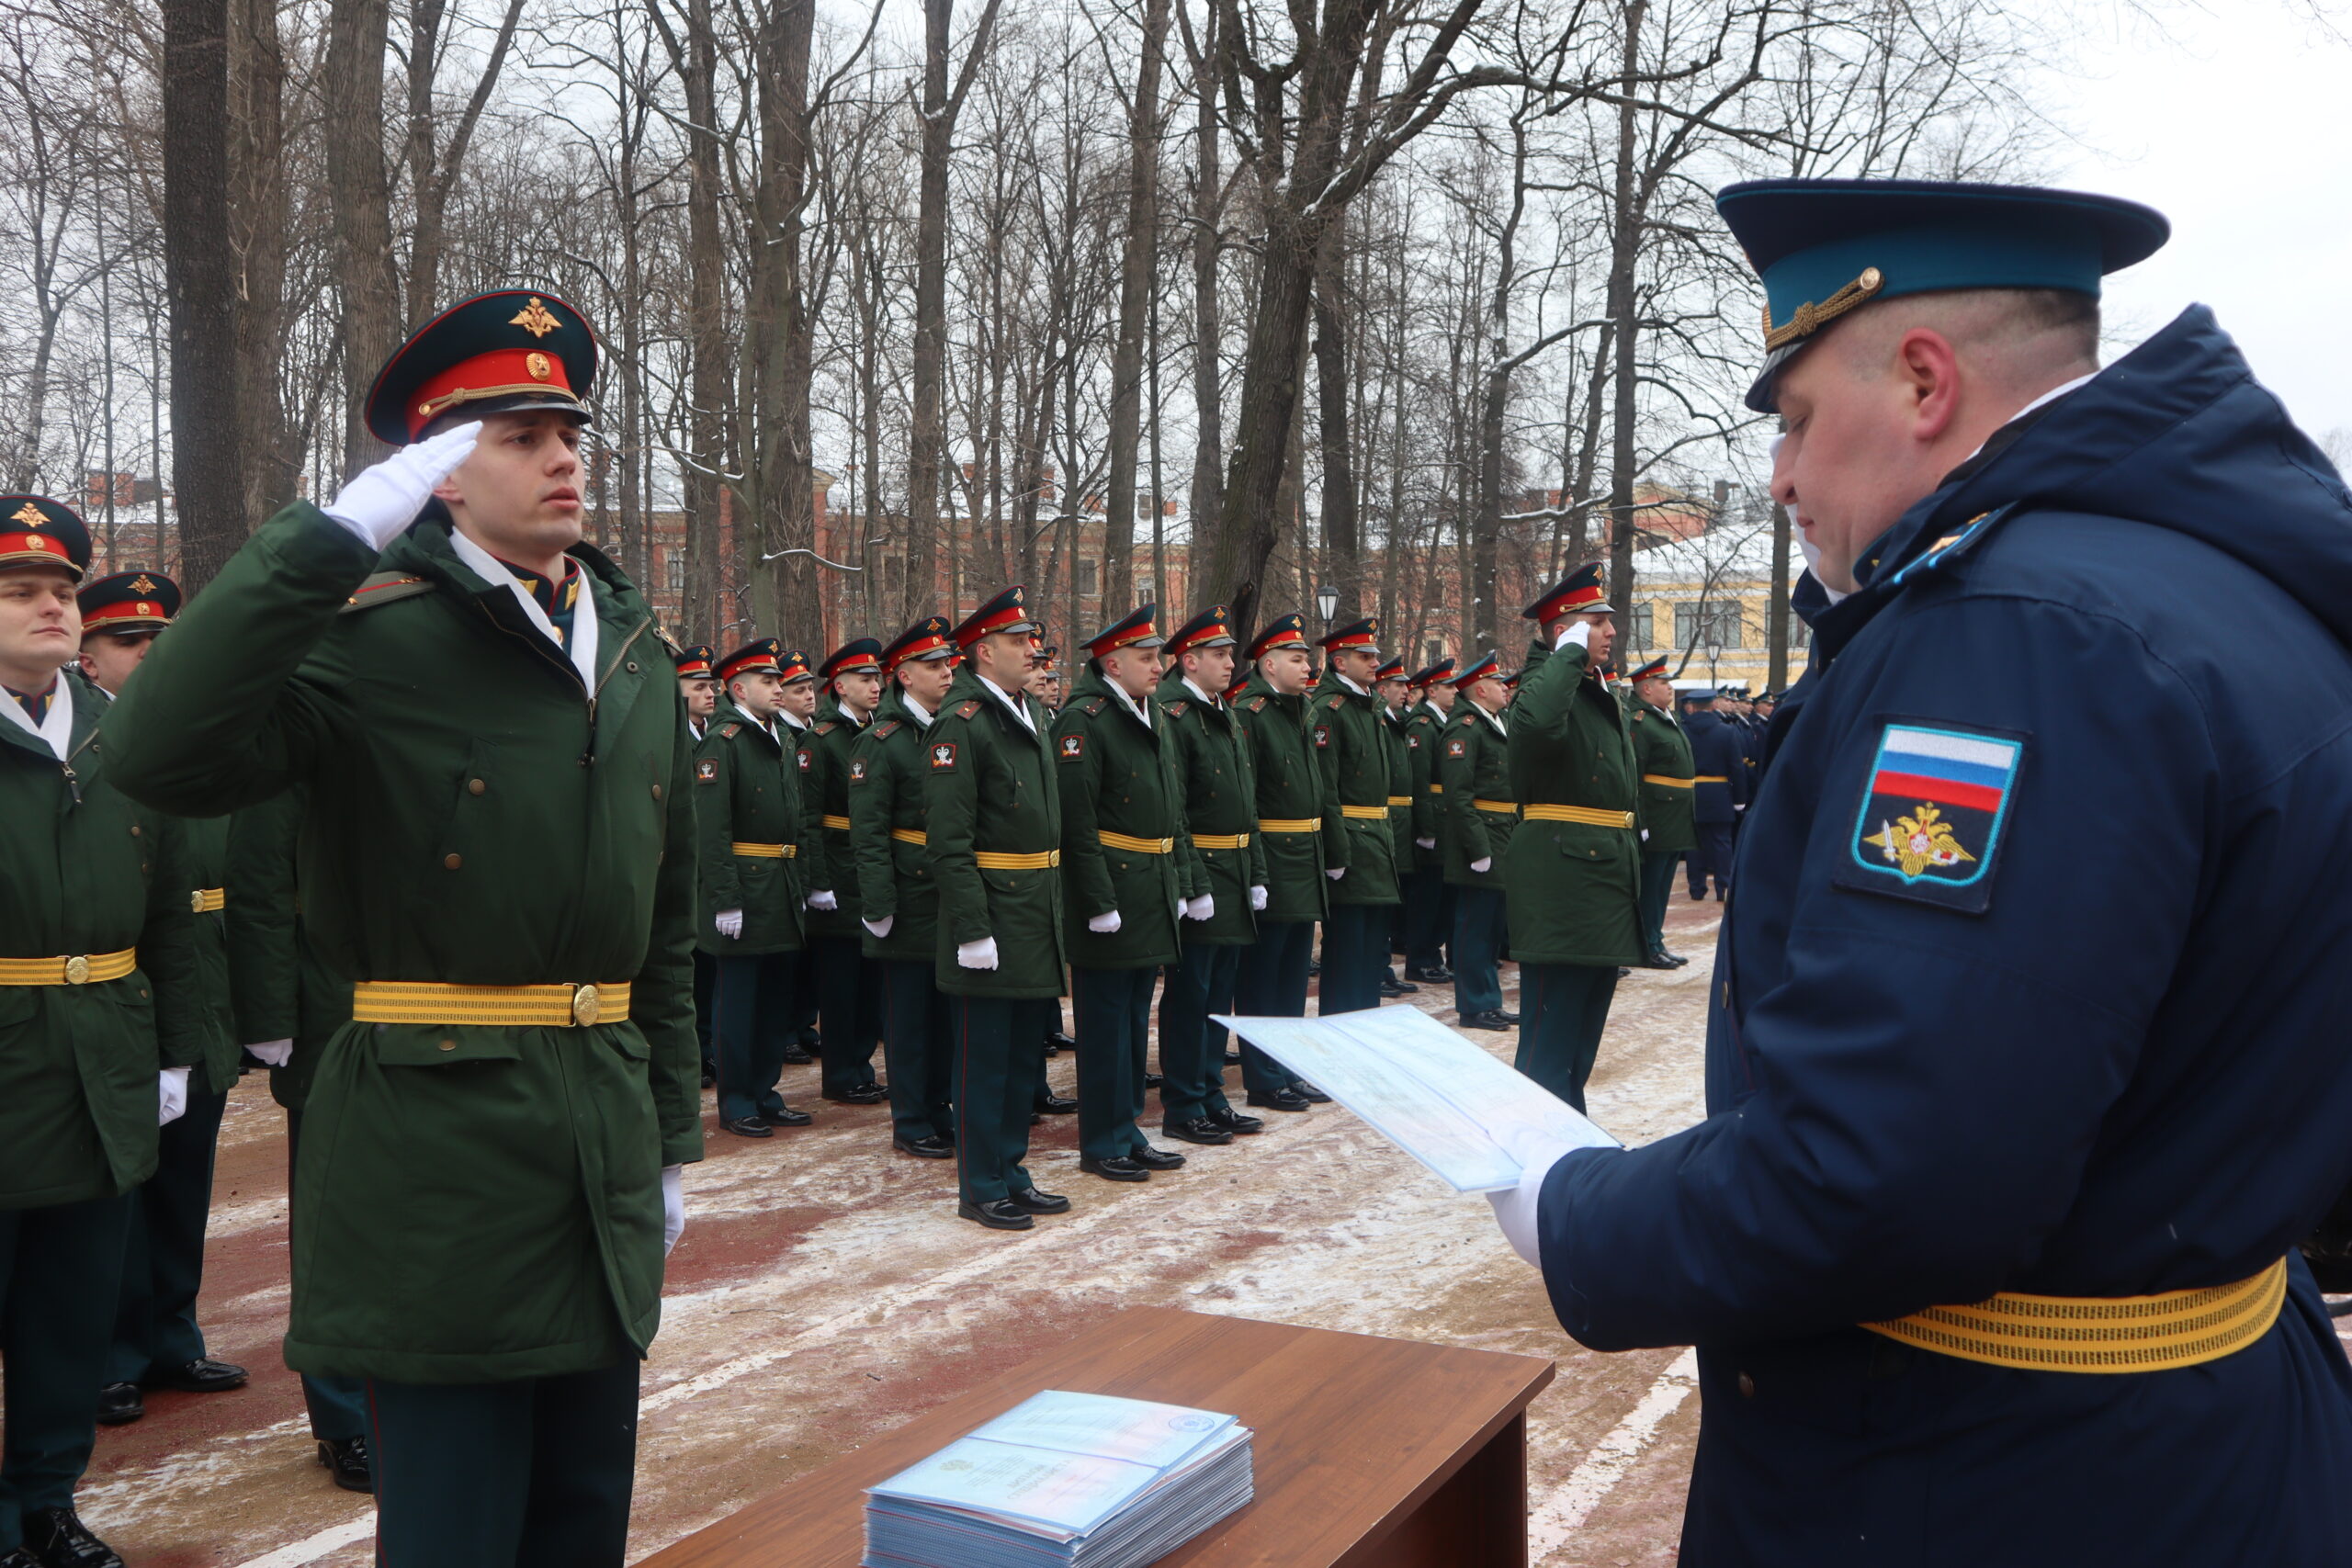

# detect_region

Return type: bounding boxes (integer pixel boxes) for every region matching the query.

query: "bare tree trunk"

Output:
[1602,0,1646,660]
[228,0,291,523]
[161,0,246,589]
[676,0,727,643]
[324,0,400,473]
[1182,0,1223,561]
[748,0,820,642]
[1310,216,1362,618]
[1102,0,1170,610]
[1210,233,1314,636]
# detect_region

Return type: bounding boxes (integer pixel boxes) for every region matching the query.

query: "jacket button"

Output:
[468,778,486,795]
[651,784,662,799]
[1737,1371,1756,1398]
[627,661,639,673]
[130,824,141,837]
[444,853,462,870]
[440,1039,458,1052]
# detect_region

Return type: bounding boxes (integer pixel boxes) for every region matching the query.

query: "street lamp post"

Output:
[1315,582,1340,626]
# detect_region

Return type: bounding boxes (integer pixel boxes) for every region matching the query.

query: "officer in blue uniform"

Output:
[1489,178,2352,1564]
[1679,690,1745,898]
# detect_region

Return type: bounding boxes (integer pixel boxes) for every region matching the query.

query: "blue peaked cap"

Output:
[1716,179,2170,413]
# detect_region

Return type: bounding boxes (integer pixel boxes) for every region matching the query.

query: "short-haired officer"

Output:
[1399,660,1455,981]
[0,499,204,1568]
[1623,657,1694,966]
[1309,617,1398,1014]
[849,616,961,1159]
[770,648,823,1066]
[1437,651,1516,1031]
[1489,179,2352,1563]
[672,643,720,1083]
[105,290,701,1567]
[802,639,888,1106]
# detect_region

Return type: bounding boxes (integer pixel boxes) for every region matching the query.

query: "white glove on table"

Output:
[1087,909,1123,934]
[957,937,1001,970]
[323,421,481,550]
[1415,837,1436,851]
[1326,866,1346,882]
[158,1066,190,1127]
[716,908,743,939]
[1470,856,1491,874]
[1182,894,1216,921]
[1249,885,1268,911]
[1554,619,1592,652]
[808,889,839,912]
[862,914,894,939]
[1484,1121,1585,1268]
[245,1039,293,1068]
[662,1165,684,1255]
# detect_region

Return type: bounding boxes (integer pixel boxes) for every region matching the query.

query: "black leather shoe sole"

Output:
[1080,1156,1151,1182]
[318,1438,374,1494]
[1007,1187,1071,1214]
[1205,1109,1264,1134]
[762,1106,815,1127]
[152,1359,250,1393]
[959,1200,1035,1230]
[1377,980,1418,996]
[96,1383,143,1426]
[720,1116,774,1137]
[894,1136,955,1159]
[822,1088,887,1105]
[1130,1145,1187,1170]
[1245,1090,1312,1111]
[1163,1119,1234,1146]
[1457,1011,1510,1030]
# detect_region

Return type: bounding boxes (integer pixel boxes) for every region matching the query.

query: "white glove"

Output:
[1183,894,1216,921]
[808,888,839,912]
[1326,866,1346,882]
[662,1164,684,1256]
[1640,829,1649,841]
[716,908,743,939]
[245,1039,293,1067]
[323,421,481,549]
[1249,885,1268,911]
[957,936,1001,970]
[1470,855,1491,874]
[1415,836,1436,851]
[159,1066,190,1127]
[1733,803,1746,813]
[1484,1122,1582,1268]
[863,913,894,939]
[1088,909,1123,934]
[1554,619,1592,652]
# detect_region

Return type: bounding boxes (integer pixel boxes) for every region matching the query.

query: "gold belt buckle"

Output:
[571,983,602,1026]
[63,955,90,985]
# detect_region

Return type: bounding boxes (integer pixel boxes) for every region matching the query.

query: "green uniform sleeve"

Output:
[140,815,208,1069]
[695,730,740,923]
[1409,722,1438,840]
[924,712,989,946]
[1314,701,1350,870]
[1511,632,1589,739]
[1240,729,1269,888]
[1441,722,1492,864]
[225,791,301,1044]
[647,716,703,1166]
[849,730,895,924]
[1055,708,1117,919]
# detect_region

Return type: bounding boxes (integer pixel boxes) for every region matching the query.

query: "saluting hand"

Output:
[323,420,483,550]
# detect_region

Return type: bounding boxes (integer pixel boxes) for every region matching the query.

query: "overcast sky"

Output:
[2050,2,2352,445]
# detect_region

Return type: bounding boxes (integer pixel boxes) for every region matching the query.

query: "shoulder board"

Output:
[813,721,836,736]
[1080,695,1108,716]
[1321,693,1345,710]
[1246,696,1266,712]
[339,572,433,614]
[872,719,900,739]
[1451,709,1475,726]
[956,700,983,719]
[1885,503,2018,589]
[1634,711,1645,723]
[1164,700,1189,718]
[719,722,741,738]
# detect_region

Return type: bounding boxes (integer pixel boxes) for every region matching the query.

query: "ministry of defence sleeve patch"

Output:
[1313,724,1331,749]
[1833,721,2025,915]
[1058,733,1085,761]
[695,757,719,784]
[1445,736,1466,759]
[849,757,867,783]
[929,740,957,772]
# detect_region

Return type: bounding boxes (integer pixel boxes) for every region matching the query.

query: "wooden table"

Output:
[639,1305,1555,1568]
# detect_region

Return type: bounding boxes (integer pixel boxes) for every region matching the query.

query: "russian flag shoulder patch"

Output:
[1834,720,2027,914]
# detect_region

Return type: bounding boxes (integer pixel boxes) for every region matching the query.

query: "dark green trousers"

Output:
[1318,902,1391,1014]
[877,959,954,1145]
[1515,962,1621,1111]
[691,950,717,1079]
[950,995,1054,1205]
[286,1108,368,1441]
[365,1360,638,1568]
[1071,965,1154,1160]
[710,952,796,1123]
[1231,920,1309,1095]
[809,936,882,1098]
[107,1079,228,1383]
[1403,869,1453,972]
[1451,886,1507,1015]
[1639,850,1681,956]
[0,1193,131,1551]
[1158,942,1240,1124]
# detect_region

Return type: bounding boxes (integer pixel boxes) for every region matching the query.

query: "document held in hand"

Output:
[1214,1006,1620,1192]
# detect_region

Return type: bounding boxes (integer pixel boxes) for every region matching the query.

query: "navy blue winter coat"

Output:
[1682,709,1747,825]
[1536,307,2352,1564]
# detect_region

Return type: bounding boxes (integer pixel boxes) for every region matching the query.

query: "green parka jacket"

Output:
[1154,670,1267,947]
[695,704,808,955]
[798,693,871,934]
[178,812,243,1093]
[1439,698,1516,888]
[105,503,702,1385]
[923,666,1067,998]
[1053,667,1200,970]
[1,669,204,1210]
[226,784,353,1112]
[848,685,945,963]
[1500,636,1644,967]
[1380,705,1418,870]
[1406,700,1447,869]
[1625,691,1697,854]
[1230,671,1331,925]
[1312,680,1399,907]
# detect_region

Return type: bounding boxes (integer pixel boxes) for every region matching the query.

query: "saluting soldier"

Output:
[1437,651,1518,1032]
[1681,688,1747,899]
[673,643,721,1085]
[0,499,204,1568]
[801,640,888,1105]
[697,639,815,1138]
[1152,606,1266,1148]
[1227,615,1328,1111]
[76,573,252,1432]
[104,290,701,1567]
[848,616,960,1158]
[1308,618,1398,1015]
[925,588,1071,1230]
[1373,658,1419,998]
[1399,660,1455,982]
[1504,565,1643,1111]
[1053,606,1199,1182]
[1623,658,1695,967]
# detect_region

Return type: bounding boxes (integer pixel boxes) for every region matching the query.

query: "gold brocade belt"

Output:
[820,815,853,831]
[1522,804,1637,829]
[974,850,1060,870]
[730,841,797,859]
[1340,805,1388,820]
[1099,830,1173,854]
[1692,774,1729,784]
[1385,795,1412,807]
[1860,1258,2289,1374]
[192,888,226,912]
[891,829,928,846]
[0,948,138,986]
[1192,832,1250,851]
[350,980,632,1028]
[1641,774,1696,790]
[1428,784,1444,794]
[1259,818,1321,834]
[1472,798,1519,815]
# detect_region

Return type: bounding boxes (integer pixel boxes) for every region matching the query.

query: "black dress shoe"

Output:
[0,1547,41,1568]
[823,1084,887,1105]
[1222,1049,1241,1066]
[720,1114,774,1137]
[1006,1186,1071,1214]
[317,1434,373,1494]
[1246,1087,1313,1112]
[894,1134,955,1158]
[1643,951,1678,969]
[1375,978,1413,998]
[1143,1072,1166,1090]
[1130,1145,1187,1170]
[761,1104,815,1127]
[21,1507,122,1568]
[1030,1111,1044,1124]
[1035,1093,1079,1115]
[1406,964,1453,983]
[1164,1116,1234,1146]
[1458,1010,1507,1030]
[1080,1155,1150,1182]
[1045,1031,1076,1055]
[1493,1009,1520,1025]
[96,1382,142,1425]
[1617,967,1632,977]
[782,1044,814,1065]
[1291,1082,1331,1103]
[959,1199,1035,1230]
[151,1357,248,1393]
[1306,959,1321,976]
[1204,1104,1264,1134]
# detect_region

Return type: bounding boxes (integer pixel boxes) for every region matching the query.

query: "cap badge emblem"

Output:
[509,297,561,338]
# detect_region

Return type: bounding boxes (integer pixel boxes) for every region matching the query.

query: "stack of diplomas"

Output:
[863,1391,1253,1568]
